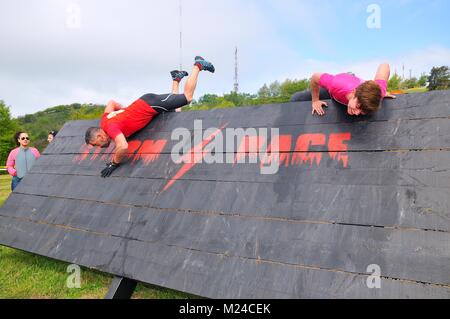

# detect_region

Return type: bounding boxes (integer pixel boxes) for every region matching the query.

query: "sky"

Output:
[0,0,449,116]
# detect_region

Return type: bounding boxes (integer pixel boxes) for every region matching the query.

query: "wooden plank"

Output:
[13,173,450,232]
[1,215,449,299]
[31,151,450,190]
[2,194,450,286]
[56,91,450,137]
[44,117,450,155]
[0,215,122,269]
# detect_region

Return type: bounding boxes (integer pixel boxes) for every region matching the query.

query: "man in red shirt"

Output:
[85,56,215,177]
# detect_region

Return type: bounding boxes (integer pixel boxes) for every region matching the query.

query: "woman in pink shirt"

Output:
[291,63,395,116]
[6,132,40,191]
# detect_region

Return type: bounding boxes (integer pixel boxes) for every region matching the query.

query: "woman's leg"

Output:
[11,176,21,191]
[291,88,331,102]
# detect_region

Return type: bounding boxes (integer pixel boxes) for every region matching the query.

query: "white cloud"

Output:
[0,0,449,116]
[0,0,298,116]
[272,45,450,84]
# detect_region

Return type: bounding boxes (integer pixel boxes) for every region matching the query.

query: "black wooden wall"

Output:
[1,91,450,298]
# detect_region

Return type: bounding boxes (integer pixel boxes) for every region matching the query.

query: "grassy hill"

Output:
[16,103,104,152]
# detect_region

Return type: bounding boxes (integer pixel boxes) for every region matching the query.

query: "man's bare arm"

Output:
[104,100,124,114]
[112,134,129,164]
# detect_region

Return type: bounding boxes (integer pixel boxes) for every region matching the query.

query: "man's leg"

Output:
[184,65,200,103]
[141,93,189,113]
[184,56,215,103]
[170,70,189,112]
[170,70,189,94]
[173,82,182,113]
[141,56,215,113]
[172,81,180,94]
[172,79,181,112]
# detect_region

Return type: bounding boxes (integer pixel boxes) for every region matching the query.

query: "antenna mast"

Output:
[234,47,239,93]
[179,0,183,71]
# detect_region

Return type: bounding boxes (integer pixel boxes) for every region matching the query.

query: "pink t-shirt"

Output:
[319,73,387,105]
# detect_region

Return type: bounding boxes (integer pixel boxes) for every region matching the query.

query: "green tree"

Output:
[402,77,418,89]
[428,66,450,91]
[197,94,220,106]
[69,104,104,120]
[269,81,281,97]
[17,103,104,151]
[210,99,235,109]
[0,101,19,165]
[258,84,271,98]
[223,92,256,106]
[280,79,310,98]
[388,73,402,91]
[418,74,428,87]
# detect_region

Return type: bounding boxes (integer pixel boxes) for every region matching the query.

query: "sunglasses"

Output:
[20,137,30,141]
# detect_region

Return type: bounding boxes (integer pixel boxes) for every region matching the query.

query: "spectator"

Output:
[48,130,58,143]
[6,132,41,191]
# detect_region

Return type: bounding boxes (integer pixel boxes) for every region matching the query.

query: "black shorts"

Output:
[140,93,189,113]
[290,88,331,102]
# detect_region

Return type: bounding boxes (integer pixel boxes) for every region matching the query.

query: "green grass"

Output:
[404,87,428,93]
[0,175,196,299]
[0,175,11,206]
